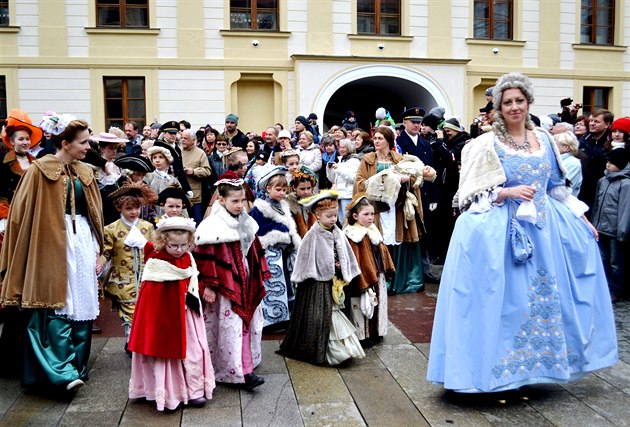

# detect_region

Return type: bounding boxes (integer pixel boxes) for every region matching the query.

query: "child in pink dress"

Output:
[128,216,215,411]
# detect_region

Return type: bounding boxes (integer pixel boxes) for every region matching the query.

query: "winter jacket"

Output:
[591,165,630,241]
[326,155,361,200]
[297,143,323,173]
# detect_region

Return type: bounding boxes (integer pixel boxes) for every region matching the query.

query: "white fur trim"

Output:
[142,253,200,299]
[195,200,259,245]
[253,198,301,248]
[343,223,383,245]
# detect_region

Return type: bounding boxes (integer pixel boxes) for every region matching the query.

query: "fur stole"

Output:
[343,223,383,245]
[250,198,301,249]
[291,222,360,284]
[458,129,567,211]
[196,200,259,254]
[142,252,200,303]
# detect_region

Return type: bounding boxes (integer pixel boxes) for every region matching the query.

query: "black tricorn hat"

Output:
[114,154,155,173]
[157,186,192,209]
[82,148,107,169]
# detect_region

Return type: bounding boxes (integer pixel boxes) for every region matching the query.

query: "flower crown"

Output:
[39,113,77,136]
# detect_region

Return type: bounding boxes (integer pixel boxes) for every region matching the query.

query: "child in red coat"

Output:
[128,216,215,411]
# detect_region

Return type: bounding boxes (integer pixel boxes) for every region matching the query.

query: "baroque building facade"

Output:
[1,0,629,133]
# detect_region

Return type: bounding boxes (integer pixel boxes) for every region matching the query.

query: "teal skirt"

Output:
[387,242,424,294]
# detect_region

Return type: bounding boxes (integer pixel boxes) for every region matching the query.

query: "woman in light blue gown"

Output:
[427,73,618,393]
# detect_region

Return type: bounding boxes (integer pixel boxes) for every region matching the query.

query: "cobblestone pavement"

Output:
[0,299,628,426]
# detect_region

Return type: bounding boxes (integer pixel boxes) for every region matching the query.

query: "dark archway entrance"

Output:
[323,76,439,132]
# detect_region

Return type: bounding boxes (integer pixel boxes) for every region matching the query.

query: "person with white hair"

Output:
[428,72,617,393]
[553,131,583,196]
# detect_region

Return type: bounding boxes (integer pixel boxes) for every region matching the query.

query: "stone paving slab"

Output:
[0,391,72,427]
[0,377,21,417]
[241,373,303,427]
[340,367,429,426]
[595,361,630,395]
[527,389,615,426]
[58,410,124,426]
[299,401,365,427]
[285,358,354,406]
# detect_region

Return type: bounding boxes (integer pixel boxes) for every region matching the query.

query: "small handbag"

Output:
[509,200,533,264]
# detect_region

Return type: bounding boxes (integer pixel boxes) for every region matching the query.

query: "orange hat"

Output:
[1,108,43,149]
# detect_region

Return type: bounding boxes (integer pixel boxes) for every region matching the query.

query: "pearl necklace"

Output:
[507,132,531,152]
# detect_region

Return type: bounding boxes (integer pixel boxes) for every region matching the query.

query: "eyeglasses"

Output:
[166,243,190,251]
[216,142,228,147]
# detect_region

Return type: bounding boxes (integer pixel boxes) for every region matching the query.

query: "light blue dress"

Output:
[427,131,618,393]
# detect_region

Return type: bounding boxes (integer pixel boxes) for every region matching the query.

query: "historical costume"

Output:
[1,133,104,389]
[343,197,395,343]
[286,192,316,238]
[128,219,215,411]
[428,73,617,392]
[278,191,364,366]
[194,199,269,386]
[248,167,301,327]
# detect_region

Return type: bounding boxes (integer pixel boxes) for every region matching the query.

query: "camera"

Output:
[252,39,259,47]
[492,47,499,54]
[377,43,385,50]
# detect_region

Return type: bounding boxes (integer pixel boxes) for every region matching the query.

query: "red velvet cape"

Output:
[194,237,269,324]
[127,242,188,359]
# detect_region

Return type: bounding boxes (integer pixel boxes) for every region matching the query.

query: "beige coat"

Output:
[353,151,424,243]
[0,155,104,308]
[182,145,211,204]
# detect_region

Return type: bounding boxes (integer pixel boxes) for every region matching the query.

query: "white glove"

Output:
[360,288,378,319]
[186,191,194,199]
[0,218,6,233]
[429,203,438,211]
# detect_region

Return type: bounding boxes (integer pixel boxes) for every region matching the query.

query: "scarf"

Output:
[142,253,200,313]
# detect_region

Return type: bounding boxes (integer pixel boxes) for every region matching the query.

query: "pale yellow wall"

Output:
[308,0,333,54]
[537,0,560,69]
[177,1,205,59]
[0,30,18,58]
[221,31,290,60]
[427,0,451,57]
[39,0,67,57]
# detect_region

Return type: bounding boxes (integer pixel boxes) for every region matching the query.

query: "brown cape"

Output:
[0,155,104,308]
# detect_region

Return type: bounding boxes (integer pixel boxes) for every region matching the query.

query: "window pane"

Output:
[127,0,148,5]
[127,100,145,120]
[595,25,612,44]
[597,0,612,8]
[108,120,124,130]
[127,79,145,98]
[357,15,374,34]
[596,8,611,26]
[380,16,399,35]
[380,0,400,14]
[126,8,148,27]
[580,6,592,25]
[493,21,508,39]
[231,12,251,29]
[580,26,592,43]
[0,75,6,120]
[257,12,277,30]
[494,2,509,20]
[106,100,123,119]
[231,0,251,8]
[358,0,375,13]
[257,0,276,8]
[0,2,9,26]
[474,1,489,20]
[474,20,489,38]
[105,79,122,97]
[98,7,120,26]
[98,0,118,4]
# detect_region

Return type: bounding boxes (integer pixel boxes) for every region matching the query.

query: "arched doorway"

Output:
[311,65,450,132]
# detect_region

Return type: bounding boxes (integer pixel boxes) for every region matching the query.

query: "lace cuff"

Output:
[467,188,502,213]
[549,186,588,217]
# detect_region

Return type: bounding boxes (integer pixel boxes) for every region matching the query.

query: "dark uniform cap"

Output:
[479,101,494,113]
[114,154,155,173]
[402,107,426,122]
[82,148,107,169]
[159,120,179,134]
[158,186,192,209]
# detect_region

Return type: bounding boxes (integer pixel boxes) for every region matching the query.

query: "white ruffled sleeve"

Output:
[549,185,589,217]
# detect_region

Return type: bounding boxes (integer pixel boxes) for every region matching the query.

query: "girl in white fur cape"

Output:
[248,166,301,328]
[277,191,365,366]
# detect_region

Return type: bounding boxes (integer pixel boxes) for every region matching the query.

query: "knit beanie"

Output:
[606,148,628,170]
[422,114,441,131]
[611,117,630,135]
[442,117,462,133]
[295,116,308,127]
